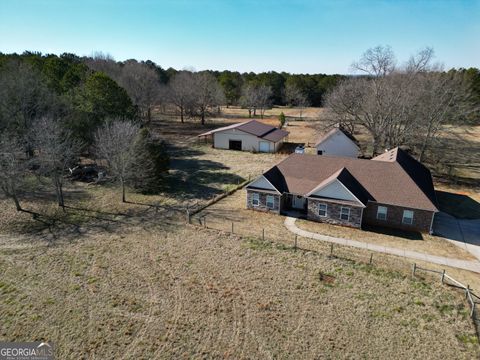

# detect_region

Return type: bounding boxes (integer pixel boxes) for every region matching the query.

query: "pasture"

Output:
[1,223,479,358]
[0,110,479,358]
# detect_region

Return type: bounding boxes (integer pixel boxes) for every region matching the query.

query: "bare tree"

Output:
[0,133,27,211]
[32,117,82,210]
[405,47,436,73]
[256,85,273,119]
[119,61,163,124]
[239,83,273,119]
[325,77,389,154]
[85,52,122,80]
[285,83,310,119]
[239,83,258,117]
[94,120,139,202]
[86,57,164,124]
[167,71,195,123]
[352,45,396,77]
[190,72,225,125]
[414,71,472,162]
[326,46,474,159]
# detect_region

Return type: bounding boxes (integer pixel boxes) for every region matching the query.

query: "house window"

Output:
[252,193,259,206]
[340,207,350,221]
[402,210,414,225]
[318,203,327,217]
[266,195,275,209]
[377,206,388,220]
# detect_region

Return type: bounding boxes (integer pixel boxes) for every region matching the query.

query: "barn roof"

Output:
[198,120,289,142]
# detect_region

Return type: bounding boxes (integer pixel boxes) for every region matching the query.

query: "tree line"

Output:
[0,49,479,213]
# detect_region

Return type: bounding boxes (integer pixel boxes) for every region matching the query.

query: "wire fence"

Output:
[189,213,480,338]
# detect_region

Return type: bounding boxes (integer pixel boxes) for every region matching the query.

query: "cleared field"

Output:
[220,105,324,120]
[1,222,479,359]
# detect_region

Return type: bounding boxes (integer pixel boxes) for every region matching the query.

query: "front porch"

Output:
[280,193,308,218]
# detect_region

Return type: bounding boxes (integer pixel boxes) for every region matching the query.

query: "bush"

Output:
[278,112,286,128]
[129,128,169,193]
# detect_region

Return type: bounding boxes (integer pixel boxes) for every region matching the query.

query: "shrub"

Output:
[278,112,286,128]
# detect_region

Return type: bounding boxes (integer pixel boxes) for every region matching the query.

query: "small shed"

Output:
[314,128,359,158]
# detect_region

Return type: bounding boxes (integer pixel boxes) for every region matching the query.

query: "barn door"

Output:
[229,140,242,151]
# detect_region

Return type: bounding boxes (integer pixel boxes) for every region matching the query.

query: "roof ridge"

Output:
[314,128,338,146]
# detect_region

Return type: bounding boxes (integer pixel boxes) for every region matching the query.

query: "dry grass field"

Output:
[1,222,479,359]
[191,189,480,289]
[0,111,479,358]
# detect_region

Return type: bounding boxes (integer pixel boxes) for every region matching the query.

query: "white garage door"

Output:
[259,141,270,153]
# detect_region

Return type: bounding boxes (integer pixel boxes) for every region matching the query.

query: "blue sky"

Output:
[1,0,479,74]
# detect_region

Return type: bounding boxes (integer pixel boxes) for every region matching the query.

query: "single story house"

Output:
[198,120,289,153]
[246,148,438,233]
[314,127,359,157]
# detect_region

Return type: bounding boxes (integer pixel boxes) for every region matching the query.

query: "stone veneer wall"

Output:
[246,190,281,213]
[307,199,362,228]
[362,202,435,233]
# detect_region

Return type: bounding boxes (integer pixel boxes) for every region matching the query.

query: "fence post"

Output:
[441,269,445,284]
[369,253,373,265]
[203,215,207,228]
[412,263,417,277]
[231,222,234,234]
[466,285,470,299]
[330,243,333,257]
[262,228,265,241]
[186,209,191,224]
[294,235,297,251]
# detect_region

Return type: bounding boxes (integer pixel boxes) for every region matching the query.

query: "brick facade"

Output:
[245,190,435,233]
[246,190,281,213]
[362,202,435,233]
[307,199,363,228]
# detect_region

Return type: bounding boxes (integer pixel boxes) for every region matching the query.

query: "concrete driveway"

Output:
[285,217,480,273]
[433,212,480,261]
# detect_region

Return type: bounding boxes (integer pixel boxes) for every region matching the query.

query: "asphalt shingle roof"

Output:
[262,149,438,211]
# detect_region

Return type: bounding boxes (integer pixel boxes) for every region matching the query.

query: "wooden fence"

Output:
[186,176,252,222]
[188,213,480,338]
[413,263,479,335]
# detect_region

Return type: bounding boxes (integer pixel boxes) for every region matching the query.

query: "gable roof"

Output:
[314,127,359,148]
[306,167,374,206]
[198,120,289,142]
[246,175,281,194]
[261,149,438,211]
[372,147,438,208]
